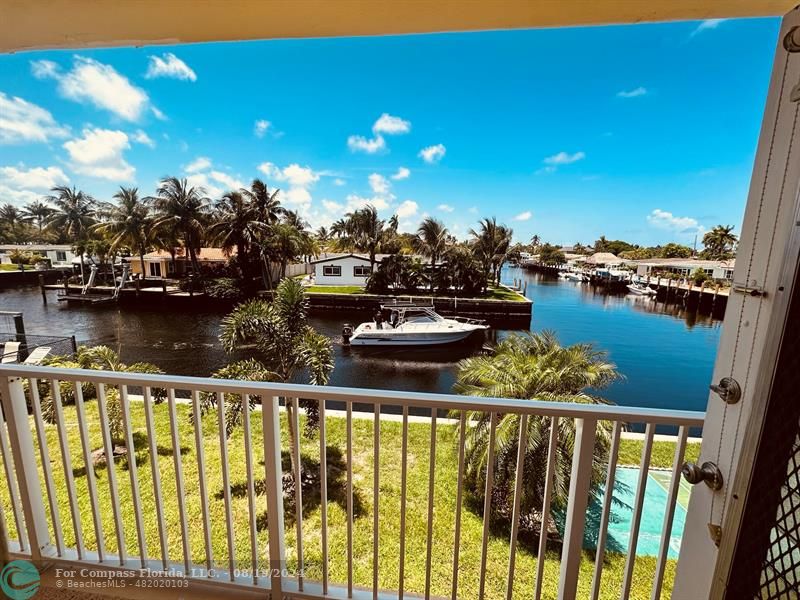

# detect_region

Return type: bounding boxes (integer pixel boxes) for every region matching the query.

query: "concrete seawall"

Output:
[306,292,533,328]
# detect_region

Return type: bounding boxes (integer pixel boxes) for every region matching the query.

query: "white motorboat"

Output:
[565,272,585,282]
[342,303,489,346]
[627,283,657,296]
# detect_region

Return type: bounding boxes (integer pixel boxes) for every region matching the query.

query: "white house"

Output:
[0,244,76,267]
[310,253,387,286]
[631,258,735,282]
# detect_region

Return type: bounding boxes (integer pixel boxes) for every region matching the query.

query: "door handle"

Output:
[682,461,723,491]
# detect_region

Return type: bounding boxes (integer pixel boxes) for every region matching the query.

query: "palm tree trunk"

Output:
[139,254,146,279]
[430,257,435,293]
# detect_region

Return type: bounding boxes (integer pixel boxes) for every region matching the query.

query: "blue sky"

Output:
[0,17,780,246]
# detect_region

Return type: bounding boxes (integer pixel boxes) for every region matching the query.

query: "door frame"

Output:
[673,7,800,597]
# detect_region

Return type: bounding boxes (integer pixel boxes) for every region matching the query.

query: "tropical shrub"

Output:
[205,277,245,301]
[691,268,710,285]
[195,358,278,436]
[38,345,165,443]
[452,331,621,538]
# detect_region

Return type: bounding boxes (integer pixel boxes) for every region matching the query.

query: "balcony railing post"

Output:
[262,395,285,597]
[0,375,50,559]
[558,417,597,600]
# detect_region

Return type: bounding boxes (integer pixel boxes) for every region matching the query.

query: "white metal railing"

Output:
[0,364,704,599]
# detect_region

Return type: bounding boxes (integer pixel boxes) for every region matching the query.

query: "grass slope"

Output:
[0,401,682,599]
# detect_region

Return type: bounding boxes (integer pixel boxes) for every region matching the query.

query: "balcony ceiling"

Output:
[0,0,796,54]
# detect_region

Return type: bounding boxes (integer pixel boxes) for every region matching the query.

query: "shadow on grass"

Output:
[463,483,629,558]
[217,445,366,530]
[72,431,190,478]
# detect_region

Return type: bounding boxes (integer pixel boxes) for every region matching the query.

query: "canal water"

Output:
[0,265,721,414]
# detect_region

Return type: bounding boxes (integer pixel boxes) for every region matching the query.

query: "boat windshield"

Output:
[383,306,444,326]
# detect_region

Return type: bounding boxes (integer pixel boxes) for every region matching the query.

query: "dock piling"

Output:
[39,274,47,304]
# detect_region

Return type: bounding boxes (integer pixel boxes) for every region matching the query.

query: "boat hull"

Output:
[348,327,484,346]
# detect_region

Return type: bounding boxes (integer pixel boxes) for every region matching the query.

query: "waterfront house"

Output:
[585,251,624,268]
[0,244,76,267]
[310,252,389,286]
[1,2,799,600]
[128,247,234,279]
[632,258,736,282]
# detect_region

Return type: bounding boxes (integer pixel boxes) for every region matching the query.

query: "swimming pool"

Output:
[584,466,692,559]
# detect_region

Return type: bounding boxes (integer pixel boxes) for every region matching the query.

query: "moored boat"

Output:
[342,303,489,346]
[627,283,657,296]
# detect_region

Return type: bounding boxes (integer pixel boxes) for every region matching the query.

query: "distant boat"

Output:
[627,283,657,296]
[342,303,489,346]
[565,272,585,282]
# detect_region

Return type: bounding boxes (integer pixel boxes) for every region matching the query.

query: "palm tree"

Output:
[702,225,738,260]
[0,204,26,242]
[530,234,541,251]
[93,187,152,277]
[45,186,96,282]
[21,200,54,235]
[241,179,284,288]
[334,205,398,269]
[242,178,283,225]
[149,177,209,275]
[453,331,620,534]
[208,190,268,276]
[216,277,333,477]
[414,217,449,292]
[470,217,513,289]
[269,222,304,279]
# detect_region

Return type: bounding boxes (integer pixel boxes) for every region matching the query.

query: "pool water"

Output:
[585,466,692,559]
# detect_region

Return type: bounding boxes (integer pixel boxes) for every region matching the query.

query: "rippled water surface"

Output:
[0,265,721,413]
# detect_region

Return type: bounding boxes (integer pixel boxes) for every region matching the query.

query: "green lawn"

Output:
[305,285,528,302]
[0,401,680,599]
[618,439,701,469]
[306,285,366,294]
[0,264,23,271]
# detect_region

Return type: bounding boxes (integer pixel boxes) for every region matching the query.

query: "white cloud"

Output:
[63,128,135,181]
[210,170,245,191]
[396,200,418,218]
[184,156,212,173]
[131,129,155,148]
[30,59,60,79]
[468,206,478,214]
[145,53,197,81]
[372,113,411,135]
[419,144,446,164]
[322,199,343,213]
[616,87,648,98]
[257,162,320,209]
[544,151,586,166]
[437,204,454,213]
[0,185,41,206]
[0,165,69,189]
[151,107,168,121]
[345,194,391,211]
[513,211,532,221]
[347,134,385,154]
[39,56,151,121]
[647,209,704,234]
[254,119,272,138]
[391,167,410,180]
[347,113,410,155]
[333,178,346,186]
[369,173,390,195]
[185,173,222,199]
[0,93,70,144]
[691,19,726,36]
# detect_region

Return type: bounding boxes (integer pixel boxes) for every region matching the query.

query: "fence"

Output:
[0,364,704,599]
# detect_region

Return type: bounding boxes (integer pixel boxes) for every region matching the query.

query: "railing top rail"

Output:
[0,364,705,426]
